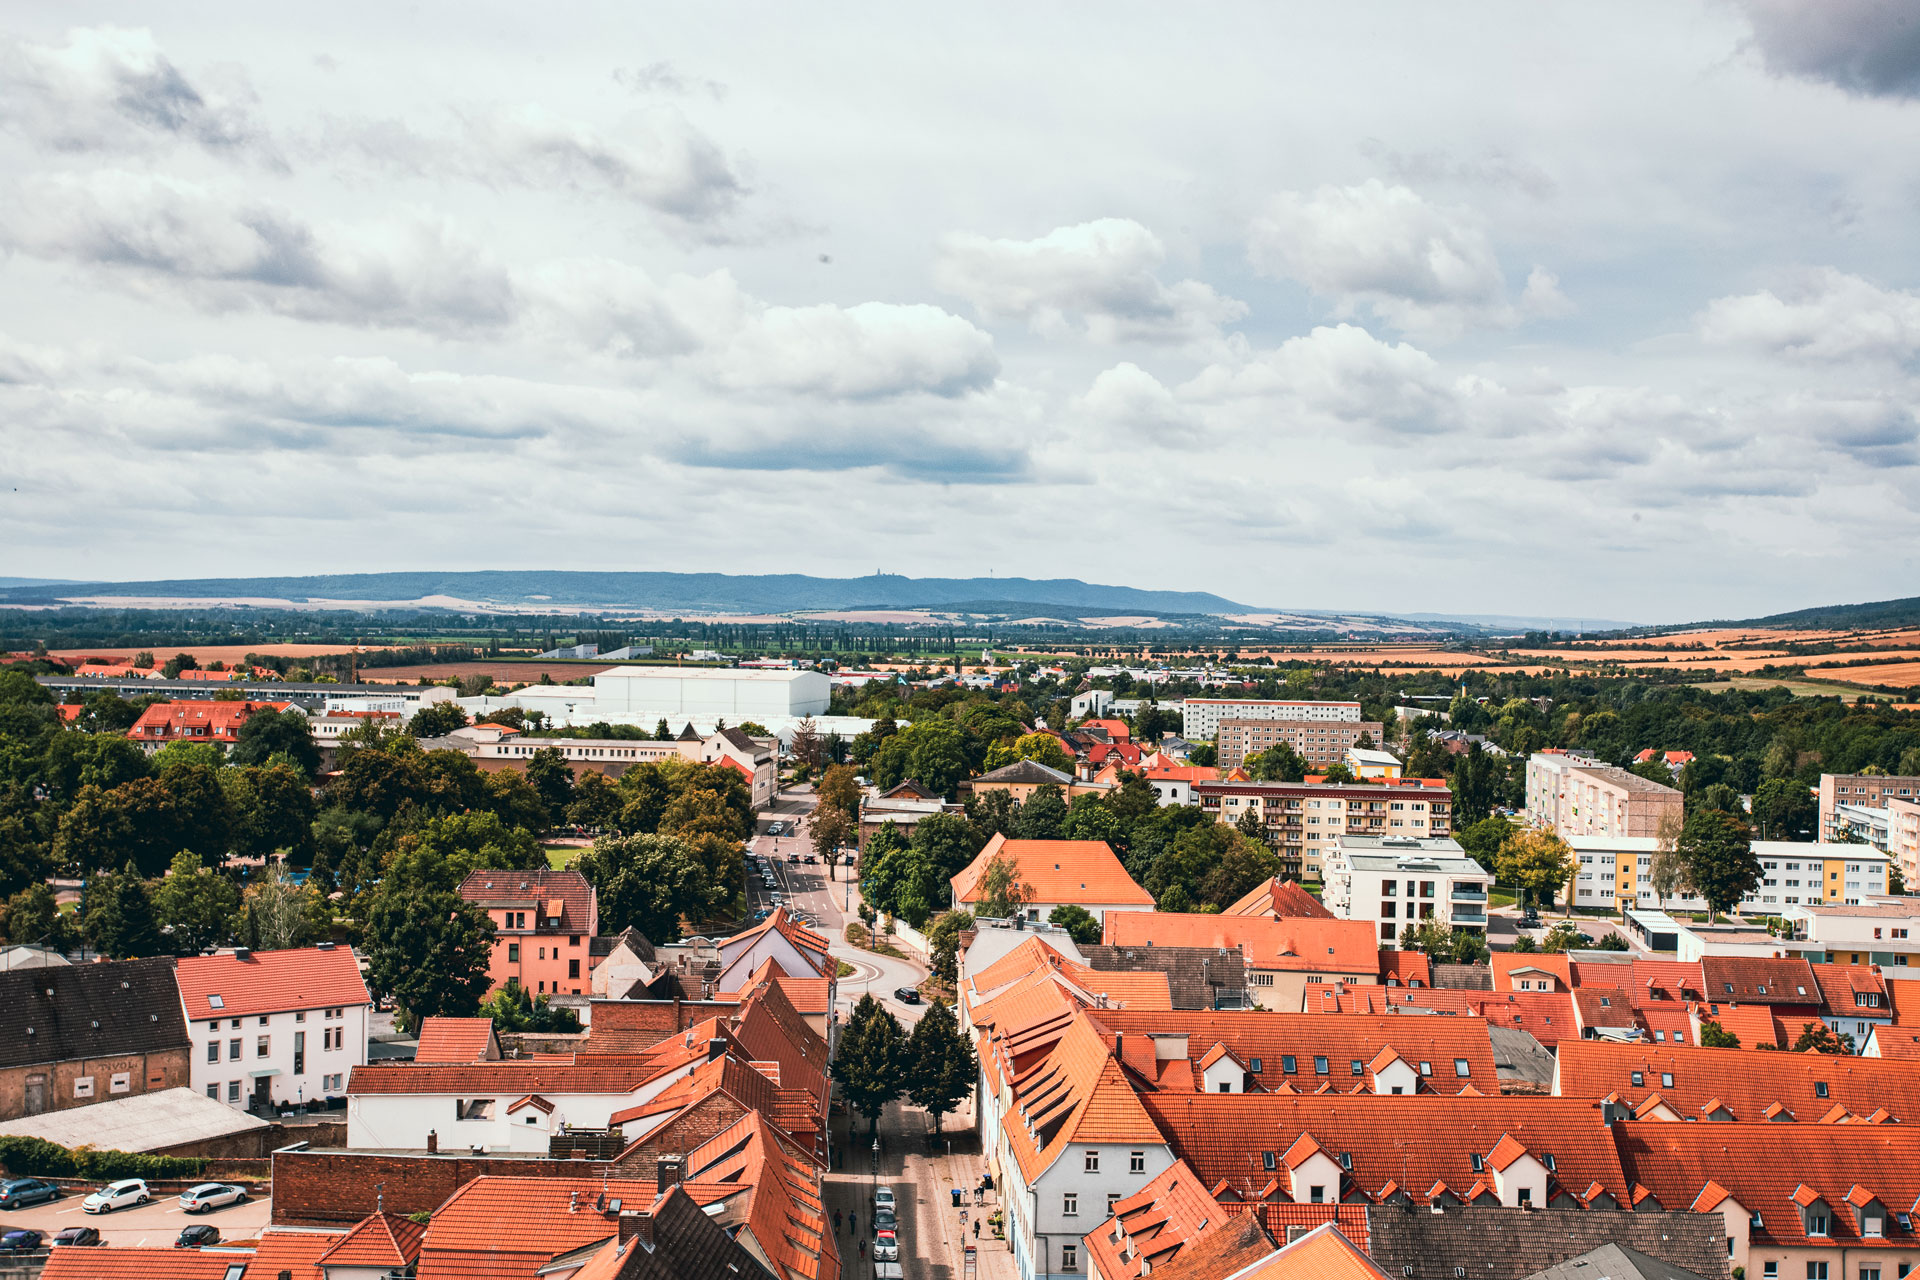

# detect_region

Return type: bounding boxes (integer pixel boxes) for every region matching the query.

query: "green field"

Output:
[1692,676,1886,701]
[543,844,583,869]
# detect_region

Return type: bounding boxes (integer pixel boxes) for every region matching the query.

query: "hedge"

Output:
[0,1135,206,1181]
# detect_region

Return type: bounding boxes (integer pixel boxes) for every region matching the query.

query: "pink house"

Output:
[456,869,599,996]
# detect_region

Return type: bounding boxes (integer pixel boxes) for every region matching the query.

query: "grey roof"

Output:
[0,1086,266,1152]
[592,928,657,961]
[1367,1206,1728,1280]
[0,956,189,1069]
[609,1184,779,1280]
[974,758,1073,785]
[1486,1025,1555,1088]
[1078,945,1248,1010]
[1432,963,1493,991]
[1521,1244,1713,1280]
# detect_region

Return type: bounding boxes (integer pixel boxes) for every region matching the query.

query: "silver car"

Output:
[178,1183,248,1213]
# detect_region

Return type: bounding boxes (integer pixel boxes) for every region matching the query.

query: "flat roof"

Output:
[0,1087,267,1151]
[592,667,821,683]
[1753,840,1890,861]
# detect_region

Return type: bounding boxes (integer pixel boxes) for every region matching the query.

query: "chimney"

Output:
[426,1129,438,1154]
[1114,1031,1124,1062]
[657,1155,685,1191]
[708,1037,728,1061]
[569,1191,580,1213]
[619,1212,656,1245]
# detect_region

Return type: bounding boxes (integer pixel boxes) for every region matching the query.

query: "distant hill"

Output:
[1734,595,1920,631]
[0,570,1254,617]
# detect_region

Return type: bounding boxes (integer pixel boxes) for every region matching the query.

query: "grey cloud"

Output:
[1699,269,1920,362]
[1248,180,1566,342]
[0,26,276,160]
[934,219,1246,346]
[1735,0,1920,98]
[1357,140,1556,200]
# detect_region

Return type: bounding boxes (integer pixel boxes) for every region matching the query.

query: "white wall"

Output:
[188,1003,367,1110]
[1014,1141,1175,1280]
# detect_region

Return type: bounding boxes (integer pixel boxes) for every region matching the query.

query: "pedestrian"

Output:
[973,1219,980,1240]
[859,1240,867,1259]
[834,1209,842,1232]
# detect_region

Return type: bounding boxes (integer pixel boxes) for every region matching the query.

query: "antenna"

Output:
[375,1182,384,1214]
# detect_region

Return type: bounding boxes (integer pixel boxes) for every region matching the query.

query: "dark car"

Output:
[176,1224,221,1249]
[51,1227,101,1248]
[873,1208,897,1232]
[0,1178,60,1208]
[0,1230,42,1253]
[1521,908,1542,927]
[894,986,921,1004]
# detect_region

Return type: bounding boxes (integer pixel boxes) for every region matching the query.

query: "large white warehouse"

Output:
[589,666,831,721]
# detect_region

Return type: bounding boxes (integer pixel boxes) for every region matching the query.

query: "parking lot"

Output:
[0,1185,271,1248]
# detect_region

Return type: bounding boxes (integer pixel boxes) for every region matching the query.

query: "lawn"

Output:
[1488,890,1517,908]
[543,844,582,869]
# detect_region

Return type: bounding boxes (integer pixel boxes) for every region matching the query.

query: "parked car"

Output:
[175,1224,221,1248]
[751,907,772,922]
[874,1187,896,1212]
[0,1230,42,1253]
[874,1228,899,1261]
[0,1178,60,1208]
[178,1183,247,1213]
[873,1208,897,1232]
[81,1179,150,1214]
[50,1227,101,1247]
[894,986,922,1004]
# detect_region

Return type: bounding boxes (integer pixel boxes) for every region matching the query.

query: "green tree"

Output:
[230,708,321,776]
[927,910,974,984]
[525,750,577,826]
[408,702,470,738]
[990,731,1075,776]
[965,789,1021,848]
[150,849,239,955]
[1398,918,1487,964]
[1156,882,1193,912]
[831,994,906,1134]
[1676,809,1760,920]
[575,833,720,942]
[1048,904,1101,944]
[1060,794,1121,845]
[1012,784,1068,840]
[1790,1022,1854,1055]
[236,862,332,951]
[1494,829,1576,911]
[905,999,978,1135]
[222,764,318,863]
[1245,742,1307,782]
[911,812,979,886]
[975,848,1033,919]
[362,885,496,1029]
[479,982,583,1033]
[389,811,548,887]
[1454,817,1512,871]
[1197,832,1279,910]
[1750,778,1816,842]
[1538,922,1585,953]
[860,823,911,917]
[485,769,551,832]
[566,770,623,830]
[1507,933,1538,953]
[1698,1019,1740,1048]
[83,863,162,959]
[0,882,67,949]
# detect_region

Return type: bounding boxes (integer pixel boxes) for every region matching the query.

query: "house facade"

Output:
[177,944,371,1111]
[456,868,599,996]
[0,958,190,1121]
[1320,835,1489,943]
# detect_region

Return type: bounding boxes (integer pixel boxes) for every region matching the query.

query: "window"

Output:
[73,1076,94,1099]
[1063,1192,1079,1216]
[227,1080,240,1102]
[458,1099,494,1120]
[208,994,225,1009]
[1863,1269,1882,1280]
[257,1036,270,1057]
[1250,1058,1263,1074]
[1661,1073,1674,1089]
[1062,1243,1079,1272]
[1543,1154,1556,1172]
[1282,1055,1297,1073]
[569,958,581,980]
[1631,1071,1644,1087]
[508,943,521,963]
[1455,1059,1471,1078]
[110,1072,130,1094]
[1340,1152,1353,1169]
[207,1083,219,1100]
[259,1014,269,1026]
[1108,1193,1121,1215]
[295,1011,304,1022]
[1084,1151,1100,1173]
[229,1038,242,1061]
[1351,1060,1364,1076]
[207,1041,220,1063]
[1816,1081,1829,1098]
[1808,1266,1829,1280]
[1314,1056,1329,1075]
[1309,1185,1326,1204]
[1810,1212,1830,1236]
[1130,1151,1145,1174]
[1763,1266,1776,1280]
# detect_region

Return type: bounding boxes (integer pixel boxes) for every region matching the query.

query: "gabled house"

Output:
[953,834,1156,924]
[177,943,370,1111]
[457,868,599,996]
[0,956,189,1121]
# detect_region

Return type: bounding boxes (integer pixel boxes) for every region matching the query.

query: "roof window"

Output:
[1420,1061,1432,1076]
[1314,1056,1329,1075]
[1470,1153,1484,1172]
[1454,1059,1470,1078]
[1340,1152,1353,1170]
[1543,1154,1556,1172]
[1250,1058,1263,1074]
[1631,1071,1644,1087]
[1282,1055,1297,1074]
[1661,1073,1674,1089]
[208,994,224,1009]
[1262,1151,1276,1171]
[1815,1081,1829,1098]
[1351,1060,1364,1076]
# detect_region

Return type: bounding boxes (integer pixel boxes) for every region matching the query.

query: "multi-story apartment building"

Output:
[1568,835,1892,915]
[456,869,599,996]
[176,945,370,1111]
[125,699,298,753]
[1180,698,1362,743]
[1214,716,1385,771]
[1320,834,1489,943]
[1818,772,1920,839]
[1525,751,1682,840]
[1193,779,1452,880]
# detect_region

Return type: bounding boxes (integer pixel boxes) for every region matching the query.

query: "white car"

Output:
[178,1183,247,1213]
[82,1179,149,1214]
[874,1187,896,1213]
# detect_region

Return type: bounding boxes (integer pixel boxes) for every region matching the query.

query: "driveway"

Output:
[1,1186,271,1248]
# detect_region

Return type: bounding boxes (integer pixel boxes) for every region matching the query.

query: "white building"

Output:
[591,666,830,719]
[1570,837,1892,914]
[1180,698,1361,742]
[1320,834,1489,944]
[175,945,370,1111]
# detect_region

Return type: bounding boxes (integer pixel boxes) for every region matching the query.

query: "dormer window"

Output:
[1808,1210,1829,1237]
[1543,1154,1556,1171]
[1340,1152,1353,1170]
[1262,1151,1276,1171]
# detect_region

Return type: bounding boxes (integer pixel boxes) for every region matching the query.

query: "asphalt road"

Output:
[0,1185,271,1248]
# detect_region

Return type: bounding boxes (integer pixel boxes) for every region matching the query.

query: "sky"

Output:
[2,2,1919,624]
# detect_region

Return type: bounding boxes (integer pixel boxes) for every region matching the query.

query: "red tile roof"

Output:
[175,944,369,1021]
[953,834,1155,909]
[243,1227,345,1278]
[1236,1222,1386,1280]
[722,907,832,976]
[679,1109,838,1280]
[1224,878,1336,920]
[1624,960,1705,1001]
[414,1016,499,1063]
[457,868,596,933]
[1812,963,1891,1018]
[126,699,293,744]
[1700,955,1819,1004]
[1000,1012,1166,1182]
[418,1175,651,1278]
[969,936,1173,1015]
[1870,1028,1920,1058]
[318,1212,427,1268]
[1492,952,1570,991]
[1083,1157,1225,1280]
[1618,1119,1920,1249]
[40,1248,256,1280]
[1088,1009,1500,1095]
[349,1053,667,1096]
[1376,950,1431,987]
[1103,913,1378,976]
[1143,1094,1628,1208]
[1555,1038,1920,1122]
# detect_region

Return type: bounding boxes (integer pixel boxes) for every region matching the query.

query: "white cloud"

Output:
[1182,323,1469,433]
[1248,180,1565,340]
[934,218,1245,344]
[1698,268,1920,362]
[1077,363,1201,440]
[0,26,274,158]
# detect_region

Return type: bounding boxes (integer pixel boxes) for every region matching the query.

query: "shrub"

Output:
[0,1136,205,1181]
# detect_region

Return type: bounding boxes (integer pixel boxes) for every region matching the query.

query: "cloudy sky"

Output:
[3,2,1919,623]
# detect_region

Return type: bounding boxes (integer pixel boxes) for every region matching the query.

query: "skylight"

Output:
[208,994,224,1009]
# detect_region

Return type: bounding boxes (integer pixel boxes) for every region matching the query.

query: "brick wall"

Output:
[0,1048,191,1122]
[271,1148,608,1225]
[608,1094,748,1178]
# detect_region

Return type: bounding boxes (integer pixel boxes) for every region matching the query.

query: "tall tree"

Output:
[1048,904,1101,944]
[525,749,577,826]
[230,707,322,776]
[905,1000,978,1135]
[1494,829,1577,911]
[83,863,162,959]
[789,717,823,775]
[362,884,495,1029]
[1750,778,1816,842]
[150,849,239,955]
[832,994,906,1134]
[1245,742,1307,782]
[237,862,332,951]
[1012,784,1067,840]
[975,848,1033,919]
[575,833,721,942]
[566,770,623,830]
[1677,808,1760,920]
[926,910,974,984]
[408,702,470,738]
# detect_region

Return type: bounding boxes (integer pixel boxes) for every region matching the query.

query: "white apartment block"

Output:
[176,945,371,1112]
[1525,751,1683,840]
[1570,835,1891,915]
[1779,899,1920,969]
[1195,779,1453,880]
[1180,699,1361,742]
[1320,834,1489,944]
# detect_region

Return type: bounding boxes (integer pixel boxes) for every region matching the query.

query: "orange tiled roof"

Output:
[175,944,369,1021]
[1103,913,1378,976]
[723,907,832,975]
[679,1109,838,1280]
[1624,959,1705,1001]
[1555,1038,1920,1122]
[414,1016,498,1063]
[1376,950,1430,987]
[1812,963,1890,1018]
[999,1011,1166,1182]
[318,1212,427,1268]
[126,699,293,743]
[1235,1222,1387,1280]
[969,936,1173,1015]
[349,1053,666,1096]
[952,833,1155,908]
[1223,877,1336,920]
[1492,952,1570,991]
[457,868,595,933]
[1700,955,1819,1004]
[243,1227,345,1278]
[40,1248,256,1280]
[418,1175,650,1276]
[1083,1157,1226,1280]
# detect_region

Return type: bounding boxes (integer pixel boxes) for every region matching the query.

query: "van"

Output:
[873,1263,904,1280]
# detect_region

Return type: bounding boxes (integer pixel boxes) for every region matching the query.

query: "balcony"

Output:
[1451,906,1486,923]
[1451,887,1487,902]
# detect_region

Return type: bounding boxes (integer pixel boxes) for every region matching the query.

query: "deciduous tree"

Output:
[83,863,161,959]
[1494,829,1576,911]
[1048,904,1100,944]
[906,1000,978,1135]
[150,849,239,955]
[362,885,495,1029]
[975,848,1033,919]
[1676,808,1759,920]
[832,994,906,1134]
